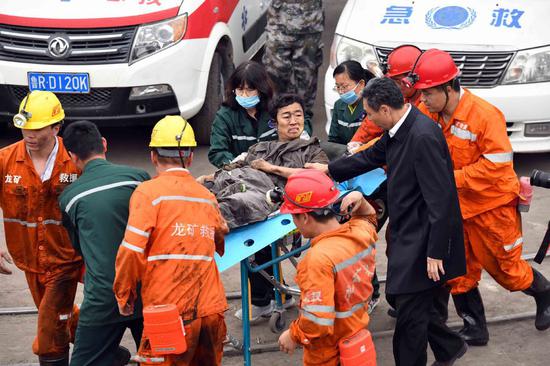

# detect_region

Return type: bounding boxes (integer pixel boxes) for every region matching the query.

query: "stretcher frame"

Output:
[214,168,388,366]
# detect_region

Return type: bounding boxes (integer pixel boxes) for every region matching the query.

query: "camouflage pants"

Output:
[262,32,323,114]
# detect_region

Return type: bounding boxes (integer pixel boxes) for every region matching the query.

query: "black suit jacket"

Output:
[329,106,466,295]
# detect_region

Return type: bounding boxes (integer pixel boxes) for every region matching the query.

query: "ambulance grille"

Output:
[375,47,515,88]
[0,24,137,64]
[10,85,113,107]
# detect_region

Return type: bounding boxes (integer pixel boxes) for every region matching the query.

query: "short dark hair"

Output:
[269,94,305,121]
[333,60,376,84]
[62,120,103,161]
[362,77,404,111]
[223,61,274,113]
[307,210,336,223]
[438,78,461,92]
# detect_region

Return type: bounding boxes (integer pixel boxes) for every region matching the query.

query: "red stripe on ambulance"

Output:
[184,0,239,39]
[0,7,179,28]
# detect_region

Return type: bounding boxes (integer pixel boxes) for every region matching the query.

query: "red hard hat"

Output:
[411,49,460,89]
[385,45,422,77]
[280,170,340,214]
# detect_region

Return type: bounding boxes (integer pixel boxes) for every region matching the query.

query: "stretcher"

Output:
[214,168,387,366]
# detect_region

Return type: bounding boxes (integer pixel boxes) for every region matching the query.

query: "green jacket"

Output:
[328,99,366,144]
[208,105,313,168]
[59,159,150,326]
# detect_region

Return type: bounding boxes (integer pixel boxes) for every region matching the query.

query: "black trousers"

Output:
[391,286,464,366]
[249,246,275,306]
[249,244,292,307]
[70,318,142,366]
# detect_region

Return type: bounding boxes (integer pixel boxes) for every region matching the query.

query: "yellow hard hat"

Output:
[149,115,197,148]
[13,91,65,130]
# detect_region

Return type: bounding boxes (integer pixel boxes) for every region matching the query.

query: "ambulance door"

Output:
[239,0,270,59]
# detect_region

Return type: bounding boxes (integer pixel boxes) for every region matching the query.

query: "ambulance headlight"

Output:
[330,36,383,77]
[130,14,187,64]
[503,46,550,84]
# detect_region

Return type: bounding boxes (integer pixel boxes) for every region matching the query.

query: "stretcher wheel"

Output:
[269,311,286,333]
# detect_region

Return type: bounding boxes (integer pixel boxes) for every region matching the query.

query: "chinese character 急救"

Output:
[380,5,413,25]
[491,8,524,28]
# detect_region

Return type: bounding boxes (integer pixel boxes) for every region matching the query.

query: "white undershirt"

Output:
[27,137,59,182]
[388,103,412,138]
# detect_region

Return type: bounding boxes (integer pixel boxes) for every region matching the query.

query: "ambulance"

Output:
[0,0,269,144]
[325,0,550,153]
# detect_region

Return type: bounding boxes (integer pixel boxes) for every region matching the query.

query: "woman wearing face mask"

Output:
[208,61,313,168]
[328,61,376,146]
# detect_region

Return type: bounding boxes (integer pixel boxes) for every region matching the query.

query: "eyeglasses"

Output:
[234,87,258,96]
[332,82,358,93]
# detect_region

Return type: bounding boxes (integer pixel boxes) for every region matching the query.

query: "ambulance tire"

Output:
[367,181,388,233]
[192,51,225,145]
[269,311,286,333]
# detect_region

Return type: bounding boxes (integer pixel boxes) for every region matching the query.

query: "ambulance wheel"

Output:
[269,311,286,333]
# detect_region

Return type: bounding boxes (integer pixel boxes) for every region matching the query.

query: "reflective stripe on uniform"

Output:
[333,246,374,273]
[450,125,477,142]
[121,240,145,254]
[259,128,277,139]
[337,120,362,128]
[151,195,216,207]
[503,237,523,252]
[2,218,62,227]
[65,181,142,212]
[483,152,513,163]
[301,310,334,326]
[147,254,213,262]
[335,301,367,319]
[126,224,150,238]
[302,304,335,313]
[2,218,37,228]
[231,135,257,141]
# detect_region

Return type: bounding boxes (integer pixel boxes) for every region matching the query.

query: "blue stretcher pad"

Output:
[215,214,296,272]
[337,168,386,196]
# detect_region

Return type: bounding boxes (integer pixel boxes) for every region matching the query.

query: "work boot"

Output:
[452,288,489,346]
[38,354,69,366]
[431,342,468,366]
[522,268,550,331]
[112,346,131,366]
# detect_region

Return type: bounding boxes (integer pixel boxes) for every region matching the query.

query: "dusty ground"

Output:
[2,0,550,365]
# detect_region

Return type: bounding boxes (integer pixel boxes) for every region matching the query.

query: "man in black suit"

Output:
[307,78,467,366]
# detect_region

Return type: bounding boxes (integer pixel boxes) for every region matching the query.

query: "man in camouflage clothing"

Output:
[262,0,324,115]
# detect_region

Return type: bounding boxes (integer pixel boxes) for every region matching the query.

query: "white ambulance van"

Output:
[325,0,550,153]
[0,0,269,143]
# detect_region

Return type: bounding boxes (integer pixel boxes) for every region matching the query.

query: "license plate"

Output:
[28,72,90,93]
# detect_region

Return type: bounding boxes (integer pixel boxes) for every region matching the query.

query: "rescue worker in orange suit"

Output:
[0,91,82,366]
[350,44,422,148]
[113,116,229,365]
[412,49,550,345]
[277,170,378,366]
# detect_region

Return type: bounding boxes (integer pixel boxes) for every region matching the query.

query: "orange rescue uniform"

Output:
[0,138,82,357]
[418,88,532,294]
[350,117,383,145]
[113,168,229,366]
[290,215,377,366]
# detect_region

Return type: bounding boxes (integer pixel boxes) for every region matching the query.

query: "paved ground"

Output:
[2,0,550,365]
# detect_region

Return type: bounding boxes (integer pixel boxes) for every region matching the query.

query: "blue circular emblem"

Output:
[426,6,476,29]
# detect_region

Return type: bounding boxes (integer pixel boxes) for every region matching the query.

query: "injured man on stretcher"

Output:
[198,94,329,229]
